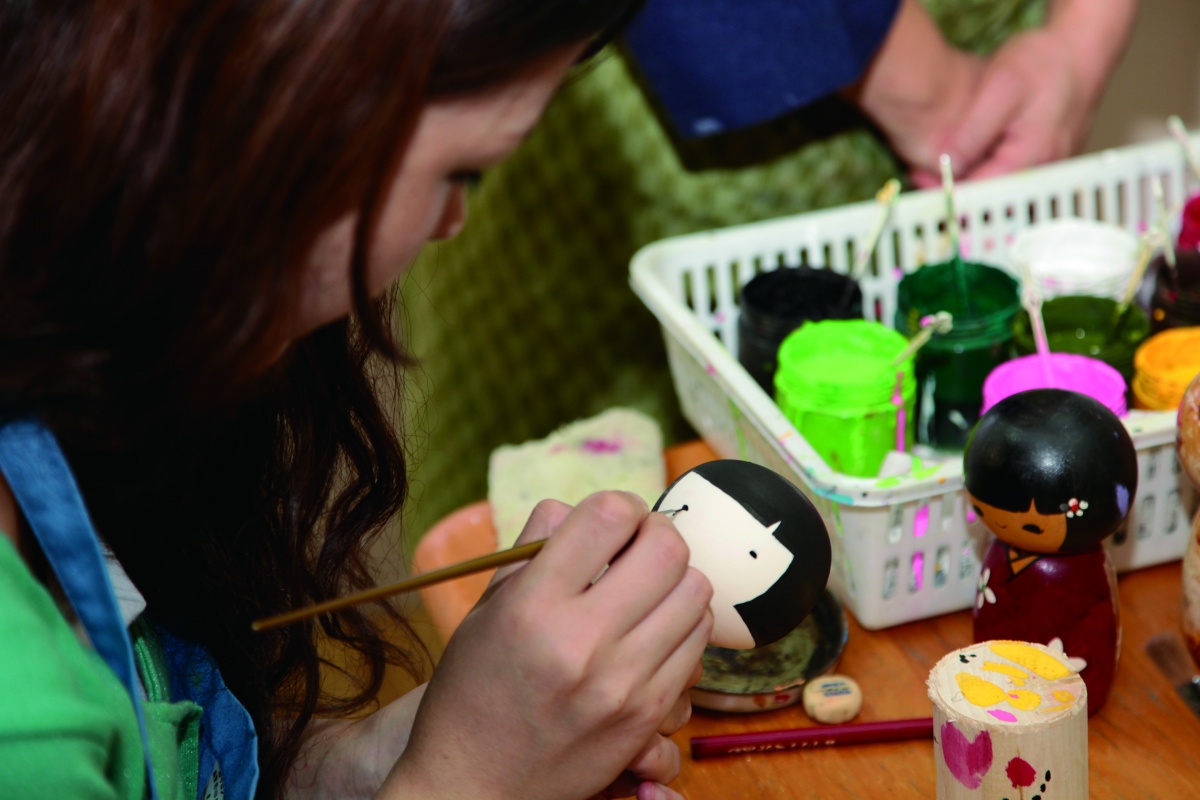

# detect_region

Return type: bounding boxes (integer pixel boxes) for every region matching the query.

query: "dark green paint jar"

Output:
[895,261,1020,450]
[1013,294,1148,387]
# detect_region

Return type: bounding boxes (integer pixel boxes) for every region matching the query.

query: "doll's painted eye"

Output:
[971,505,982,517]
[1022,524,1043,533]
[749,550,757,559]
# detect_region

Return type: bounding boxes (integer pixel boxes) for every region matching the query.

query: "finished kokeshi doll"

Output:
[963,389,1138,715]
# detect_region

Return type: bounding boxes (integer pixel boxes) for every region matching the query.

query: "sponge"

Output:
[488,407,666,550]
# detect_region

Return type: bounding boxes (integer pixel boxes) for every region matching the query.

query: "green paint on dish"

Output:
[695,590,847,696]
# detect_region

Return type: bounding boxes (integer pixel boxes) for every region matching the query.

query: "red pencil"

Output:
[690,717,934,759]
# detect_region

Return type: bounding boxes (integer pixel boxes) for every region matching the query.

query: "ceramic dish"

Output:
[690,588,849,713]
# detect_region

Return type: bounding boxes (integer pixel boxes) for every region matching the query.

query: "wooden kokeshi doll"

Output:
[653,459,831,650]
[963,389,1138,715]
[929,640,1088,800]
[1176,374,1200,669]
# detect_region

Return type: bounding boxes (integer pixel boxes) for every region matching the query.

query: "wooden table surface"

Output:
[674,560,1200,799]
[412,441,1200,798]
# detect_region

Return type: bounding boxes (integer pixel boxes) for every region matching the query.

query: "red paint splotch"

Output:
[1006,756,1037,787]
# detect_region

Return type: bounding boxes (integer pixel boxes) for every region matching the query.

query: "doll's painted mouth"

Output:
[1022,524,1043,534]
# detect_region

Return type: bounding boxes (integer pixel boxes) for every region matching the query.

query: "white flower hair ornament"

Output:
[1062,498,1088,518]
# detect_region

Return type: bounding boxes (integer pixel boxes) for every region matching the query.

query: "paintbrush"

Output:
[940,154,974,317]
[1015,256,1056,387]
[1152,175,1178,285]
[888,311,951,455]
[840,178,902,312]
[253,506,689,631]
[1168,115,1200,183]
[1107,233,1155,341]
[251,539,547,631]
[892,311,953,366]
[1145,631,1200,719]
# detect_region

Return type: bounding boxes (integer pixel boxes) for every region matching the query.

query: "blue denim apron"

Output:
[0,417,259,800]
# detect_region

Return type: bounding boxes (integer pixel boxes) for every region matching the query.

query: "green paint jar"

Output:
[895,261,1020,451]
[774,319,915,477]
[1012,294,1149,387]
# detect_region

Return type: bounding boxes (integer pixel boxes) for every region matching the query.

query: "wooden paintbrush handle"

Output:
[251,539,546,631]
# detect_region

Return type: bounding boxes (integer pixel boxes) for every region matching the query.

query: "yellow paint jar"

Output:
[1131,326,1200,410]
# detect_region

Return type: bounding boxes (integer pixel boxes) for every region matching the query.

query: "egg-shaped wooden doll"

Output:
[1176,373,1200,670]
[963,388,1137,715]
[653,459,831,649]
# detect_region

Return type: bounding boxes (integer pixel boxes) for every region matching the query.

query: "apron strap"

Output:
[0,416,160,800]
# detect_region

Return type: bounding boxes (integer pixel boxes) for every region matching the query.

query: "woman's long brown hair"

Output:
[0,1,642,796]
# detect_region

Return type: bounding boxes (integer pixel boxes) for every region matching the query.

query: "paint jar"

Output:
[1149,249,1200,333]
[1179,193,1200,251]
[1009,218,1138,301]
[1012,295,1149,386]
[738,266,862,393]
[774,319,914,478]
[982,352,1128,417]
[1131,327,1200,410]
[895,261,1021,450]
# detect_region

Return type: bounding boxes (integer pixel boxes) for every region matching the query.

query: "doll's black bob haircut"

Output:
[963,389,1138,551]
[654,459,831,648]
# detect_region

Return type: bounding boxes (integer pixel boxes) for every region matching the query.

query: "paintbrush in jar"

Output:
[1168,115,1200,183]
[840,178,901,312]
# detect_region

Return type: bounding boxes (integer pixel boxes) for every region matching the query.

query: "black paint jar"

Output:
[737,266,863,393]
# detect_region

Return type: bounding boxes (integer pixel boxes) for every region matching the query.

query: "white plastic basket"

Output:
[631,135,1200,630]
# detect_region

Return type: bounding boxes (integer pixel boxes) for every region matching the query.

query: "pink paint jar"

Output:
[981,353,1128,418]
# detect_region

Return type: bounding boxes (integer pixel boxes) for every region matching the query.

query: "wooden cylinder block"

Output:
[928,640,1088,799]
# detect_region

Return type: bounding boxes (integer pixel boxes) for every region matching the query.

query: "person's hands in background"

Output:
[918,0,1138,186]
[847,0,1138,187]
[843,0,987,180]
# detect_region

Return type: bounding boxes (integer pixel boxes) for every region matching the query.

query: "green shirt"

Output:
[0,534,146,798]
[0,535,202,799]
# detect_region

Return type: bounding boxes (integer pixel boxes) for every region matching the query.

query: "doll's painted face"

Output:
[659,471,793,649]
[654,459,831,650]
[963,389,1139,554]
[967,493,1068,555]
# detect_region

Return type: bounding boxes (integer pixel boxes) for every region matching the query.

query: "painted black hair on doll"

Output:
[963,389,1138,552]
[654,459,830,649]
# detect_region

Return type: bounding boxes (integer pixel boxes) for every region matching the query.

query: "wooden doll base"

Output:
[929,641,1088,800]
